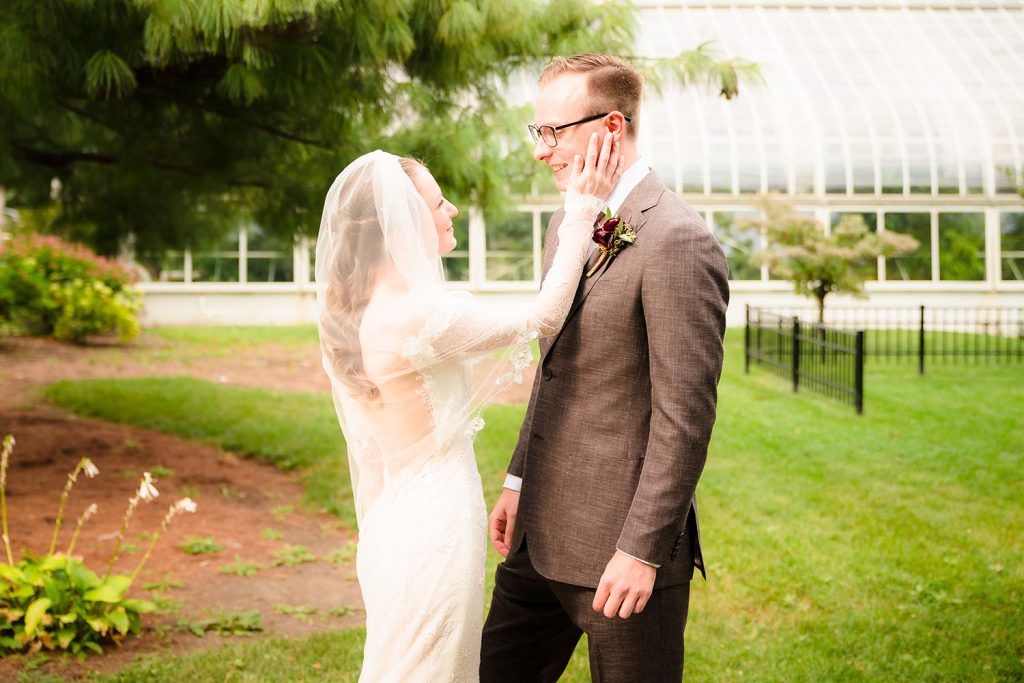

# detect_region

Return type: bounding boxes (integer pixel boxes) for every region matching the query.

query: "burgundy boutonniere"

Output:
[587,208,637,278]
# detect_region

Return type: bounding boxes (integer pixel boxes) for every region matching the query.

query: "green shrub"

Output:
[0,555,156,657]
[0,232,141,343]
[0,435,196,658]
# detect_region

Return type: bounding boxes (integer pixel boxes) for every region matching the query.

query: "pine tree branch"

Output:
[56,100,125,136]
[147,86,332,149]
[11,143,118,169]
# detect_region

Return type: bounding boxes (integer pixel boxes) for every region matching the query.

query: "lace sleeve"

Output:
[403,197,601,364]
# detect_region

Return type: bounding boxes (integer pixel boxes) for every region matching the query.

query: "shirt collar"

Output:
[606,156,651,215]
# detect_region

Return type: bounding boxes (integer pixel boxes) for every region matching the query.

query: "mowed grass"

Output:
[147,325,319,348]
[40,329,1023,682]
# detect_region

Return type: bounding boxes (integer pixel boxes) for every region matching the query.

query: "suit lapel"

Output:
[540,171,667,363]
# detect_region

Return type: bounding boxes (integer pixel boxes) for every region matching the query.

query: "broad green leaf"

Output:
[84,575,131,603]
[85,615,108,634]
[11,581,34,598]
[0,565,24,582]
[24,597,51,637]
[106,608,129,634]
[40,555,67,572]
[41,575,64,605]
[67,560,100,588]
[122,598,157,613]
[57,627,75,649]
[58,612,78,624]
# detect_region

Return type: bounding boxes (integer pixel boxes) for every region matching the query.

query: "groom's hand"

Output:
[488,488,520,558]
[593,550,657,619]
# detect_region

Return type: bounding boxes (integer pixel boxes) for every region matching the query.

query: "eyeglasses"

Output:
[528,112,632,148]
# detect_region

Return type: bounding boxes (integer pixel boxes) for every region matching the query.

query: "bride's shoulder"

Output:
[362,288,457,337]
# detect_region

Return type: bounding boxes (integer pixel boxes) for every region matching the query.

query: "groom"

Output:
[480,54,729,682]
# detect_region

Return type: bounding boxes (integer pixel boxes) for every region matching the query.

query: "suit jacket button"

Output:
[542,369,554,381]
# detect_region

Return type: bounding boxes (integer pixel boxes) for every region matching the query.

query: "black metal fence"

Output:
[750,305,1024,374]
[745,308,865,414]
[744,304,1023,414]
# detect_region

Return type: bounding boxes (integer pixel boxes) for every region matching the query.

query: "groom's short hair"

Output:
[539,53,643,139]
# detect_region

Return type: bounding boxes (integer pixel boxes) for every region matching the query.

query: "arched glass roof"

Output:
[516,1,1024,199]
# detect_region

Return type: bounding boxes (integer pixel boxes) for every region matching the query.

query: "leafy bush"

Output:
[0,435,196,658]
[0,555,156,657]
[0,233,141,342]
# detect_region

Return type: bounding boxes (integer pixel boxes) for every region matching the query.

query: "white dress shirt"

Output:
[501,157,661,568]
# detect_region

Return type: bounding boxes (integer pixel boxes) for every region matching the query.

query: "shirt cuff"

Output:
[617,548,661,569]
[503,474,523,492]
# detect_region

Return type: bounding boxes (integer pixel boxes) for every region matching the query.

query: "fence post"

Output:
[744,304,751,374]
[792,317,800,393]
[855,330,865,415]
[918,304,926,375]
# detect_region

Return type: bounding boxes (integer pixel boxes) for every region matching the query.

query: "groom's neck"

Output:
[619,138,640,169]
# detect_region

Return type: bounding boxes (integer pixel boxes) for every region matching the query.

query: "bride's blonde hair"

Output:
[320,156,427,402]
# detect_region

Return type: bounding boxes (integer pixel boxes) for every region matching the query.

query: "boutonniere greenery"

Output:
[587,208,637,278]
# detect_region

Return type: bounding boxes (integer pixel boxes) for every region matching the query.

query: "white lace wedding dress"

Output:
[315,151,602,682]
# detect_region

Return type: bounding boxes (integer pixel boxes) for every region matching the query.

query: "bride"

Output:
[315,136,622,682]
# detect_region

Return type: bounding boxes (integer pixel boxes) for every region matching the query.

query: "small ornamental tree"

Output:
[743,199,919,323]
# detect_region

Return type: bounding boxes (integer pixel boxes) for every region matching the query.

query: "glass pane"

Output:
[246,225,294,283]
[485,211,534,282]
[1000,212,1024,281]
[681,139,705,194]
[938,213,985,281]
[884,213,931,281]
[737,141,761,194]
[192,231,240,283]
[831,212,878,281]
[907,141,931,194]
[824,141,846,194]
[136,251,186,282]
[442,213,470,282]
[711,211,760,280]
[880,148,903,194]
[708,138,732,194]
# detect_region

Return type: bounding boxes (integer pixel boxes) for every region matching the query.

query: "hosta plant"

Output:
[0,434,196,658]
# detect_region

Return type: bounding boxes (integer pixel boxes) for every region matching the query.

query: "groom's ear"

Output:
[606,111,628,140]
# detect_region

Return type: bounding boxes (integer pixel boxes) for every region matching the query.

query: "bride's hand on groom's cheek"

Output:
[488,488,520,558]
[592,550,656,619]
[568,132,623,199]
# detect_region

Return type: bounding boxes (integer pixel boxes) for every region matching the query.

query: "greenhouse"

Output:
[137,0,1024,326]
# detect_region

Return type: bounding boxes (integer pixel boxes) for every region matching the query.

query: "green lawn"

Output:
[147,325,319,348]
[38,329,1024,682]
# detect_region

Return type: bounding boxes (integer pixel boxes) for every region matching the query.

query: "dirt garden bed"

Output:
[0,334,366,679]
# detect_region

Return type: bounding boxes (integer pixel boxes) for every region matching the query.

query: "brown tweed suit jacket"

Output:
[507,171,729,590]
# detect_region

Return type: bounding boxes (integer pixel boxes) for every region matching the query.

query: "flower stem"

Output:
[104,493,140,581]
[49,458,88,556]
[586,252,608,278]
[66,504,97,557]
[1,435,15,566]
[128,510,171,586]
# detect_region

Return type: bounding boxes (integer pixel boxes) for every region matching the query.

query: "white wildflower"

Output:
[138,472,159,501]
[82,458,99,478]
[174,498,197,514]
